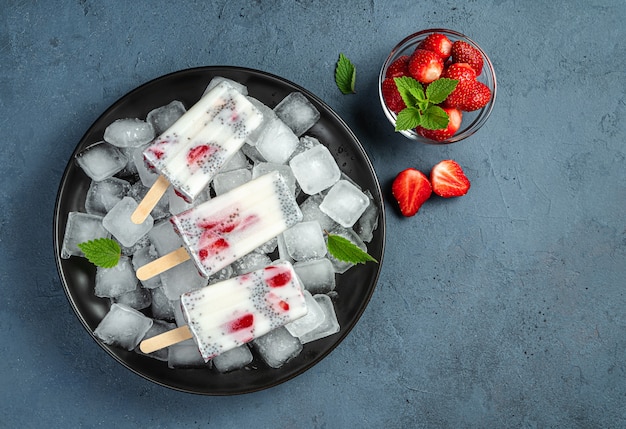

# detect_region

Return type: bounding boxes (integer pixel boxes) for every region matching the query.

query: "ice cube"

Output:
[220,150,250,173]
[289,144,340,195]
[326,226,368,274]
[231,252,272,275]
[94,256,138,298]
[255,118,298,164]
[133,144,160,187]
[285,290,325,338]
[319,180,370,228]
[299,294,340,344]
[241,142,266,164]
[290,135,320,161]
[208,265,234,285]
[150,287,175,321]
[137,319,176,361]
[274,92,320,136]
[132,245,162,289]
[103,118,155,148]
[128,181,170,221]
[212,168,252,196]
[251,326,303,368]
[245,97,278,146]
[211,344,253,373]
[160,259,208,300]
[299,194,339,232]
[102,197,154,247]
[146,100,186,135]
[276,233,293,263]
[167,341,207,369]
[61,212,110,259]
[94,303,153,351]
[113,286,152,310]
[254,236,278,255]
[282,221,327,261]
[354,189,379,243]
[75,141,128,181]
[205,76,248,96]
[84,177,131,216]
[252,162,297,196]
[118,234,150,257]
[293,258,336,294]
[148,221,183,256]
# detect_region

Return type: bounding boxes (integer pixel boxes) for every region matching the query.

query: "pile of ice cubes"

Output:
[62,76,379,372]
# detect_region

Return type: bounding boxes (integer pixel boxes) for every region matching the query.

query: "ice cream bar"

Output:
[170,171,302,278]
[133,81,263,224]
[135,171,302,281]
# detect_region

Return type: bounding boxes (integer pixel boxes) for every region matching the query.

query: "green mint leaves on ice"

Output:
[77,238,121,268]
[326,233,378,265]
[394,76,458,131]
[335,53,356,94]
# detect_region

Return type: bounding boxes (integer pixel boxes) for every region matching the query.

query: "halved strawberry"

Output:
[416,107,462,141]
[408,49,444,84]
[381,77,406,113]
[417,33,453,60]
[442,79,491,111]
[391,168,432,216]
[385,55,410,78]
[441,62,476,82]
[430,160,471,198]
[451,41,484,75]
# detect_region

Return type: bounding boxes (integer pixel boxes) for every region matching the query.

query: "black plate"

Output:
[53,66,386,395]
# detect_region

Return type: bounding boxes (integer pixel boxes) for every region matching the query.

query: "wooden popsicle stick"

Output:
[131,175,170,224]
[139,325,193,354]
[136,247,190,280]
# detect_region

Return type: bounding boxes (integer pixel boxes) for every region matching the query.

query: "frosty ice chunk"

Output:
[133,144,160,187]
[94,303,153,351]
[252,162,297,196]
[160,259,208,300]
[282,221,327,261]
[137,320,176,361]
[293,258,336,294]
[212,345,254,373]
[273,92,320,136]
[132,245,162,289]
[299,194,339,232]
[212,168,251,196]
[94,256,138,298]
[220,149,249,173]
[168,171,302,278]
[284,290,325,338]
[61,212,109,259]
[143,80,263,202]
[75,141,128,181]
[299,294,340,344]
[148,220,183,256]
[146,100,186,135]
[289,144,340,195]
[319,180,370,228]
[167,341,207,369]
[84,177,131,216]
[102,197,154,247]
[231,252,272,276]
[103,118,155,148]
[255,118,299,164]
[251,326,303,369]
[113,287,152,310]
[354,189,379,243]
[205,76,248,96]
[150,287,175,321]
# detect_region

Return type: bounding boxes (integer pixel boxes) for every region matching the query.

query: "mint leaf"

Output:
[326,234,378,264]
[394,76,423,107]
[420,105,450,130]
[425,78,458,104]
[77,238,121,268]
[335,53,356,94]
[395,107,423,131]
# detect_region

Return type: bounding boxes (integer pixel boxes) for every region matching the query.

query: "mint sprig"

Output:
[77,238,121,268]
[335,53,356,94]
[326,233,378,265]
[393,76,458,131]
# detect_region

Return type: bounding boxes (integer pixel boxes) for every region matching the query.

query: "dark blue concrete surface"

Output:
[1,1,625,427]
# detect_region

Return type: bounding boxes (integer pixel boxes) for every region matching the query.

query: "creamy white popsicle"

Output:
[142,80,263,203]
[180,261,308,361]
[168,171,302,278]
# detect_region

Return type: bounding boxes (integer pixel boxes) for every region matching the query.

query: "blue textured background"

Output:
[1,1,625,427]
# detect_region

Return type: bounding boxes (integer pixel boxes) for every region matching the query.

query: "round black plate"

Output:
[53,66,386,395]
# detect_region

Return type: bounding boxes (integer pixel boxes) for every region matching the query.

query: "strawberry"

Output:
[451,41,484,75]
[442,79,491,111]
[385,55,410,78]
[417,33,453,60]
[416,107,462,141]
[381,77,406,113]
[441,62,476,82]
[391,168,432,216]
[430,160,471,198]
[408,49,444,84]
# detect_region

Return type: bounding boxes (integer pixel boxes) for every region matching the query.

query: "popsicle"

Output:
[139,261,308,361]
[136,171,302,280]
[131,80,263,224]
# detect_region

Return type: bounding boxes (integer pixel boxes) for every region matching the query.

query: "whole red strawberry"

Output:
[417,33,452,60]
[442,79,491,111]
[430,160,470,197]
[385,55,410,78]
[441,62,476,82]
[408,49,444,84]
[451,41,484,75]
[381,77,406,113]
[416,107,462,141]
[391,168,432,216]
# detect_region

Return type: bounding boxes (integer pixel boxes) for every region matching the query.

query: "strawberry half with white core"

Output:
[430,160,471,198]
[415,107,462,142]
[408,49,444,84]
[391,168,432,216]
[417,33,453,60]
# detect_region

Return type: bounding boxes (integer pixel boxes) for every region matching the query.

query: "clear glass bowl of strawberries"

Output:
[379,29,496,144]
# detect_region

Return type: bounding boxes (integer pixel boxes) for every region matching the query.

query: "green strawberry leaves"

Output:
[335,53,356,94]
[326,233,378,264]
[77,238,121,268]
[393,76,458,131]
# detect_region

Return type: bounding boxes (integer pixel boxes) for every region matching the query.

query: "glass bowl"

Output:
[379,29,497,144]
